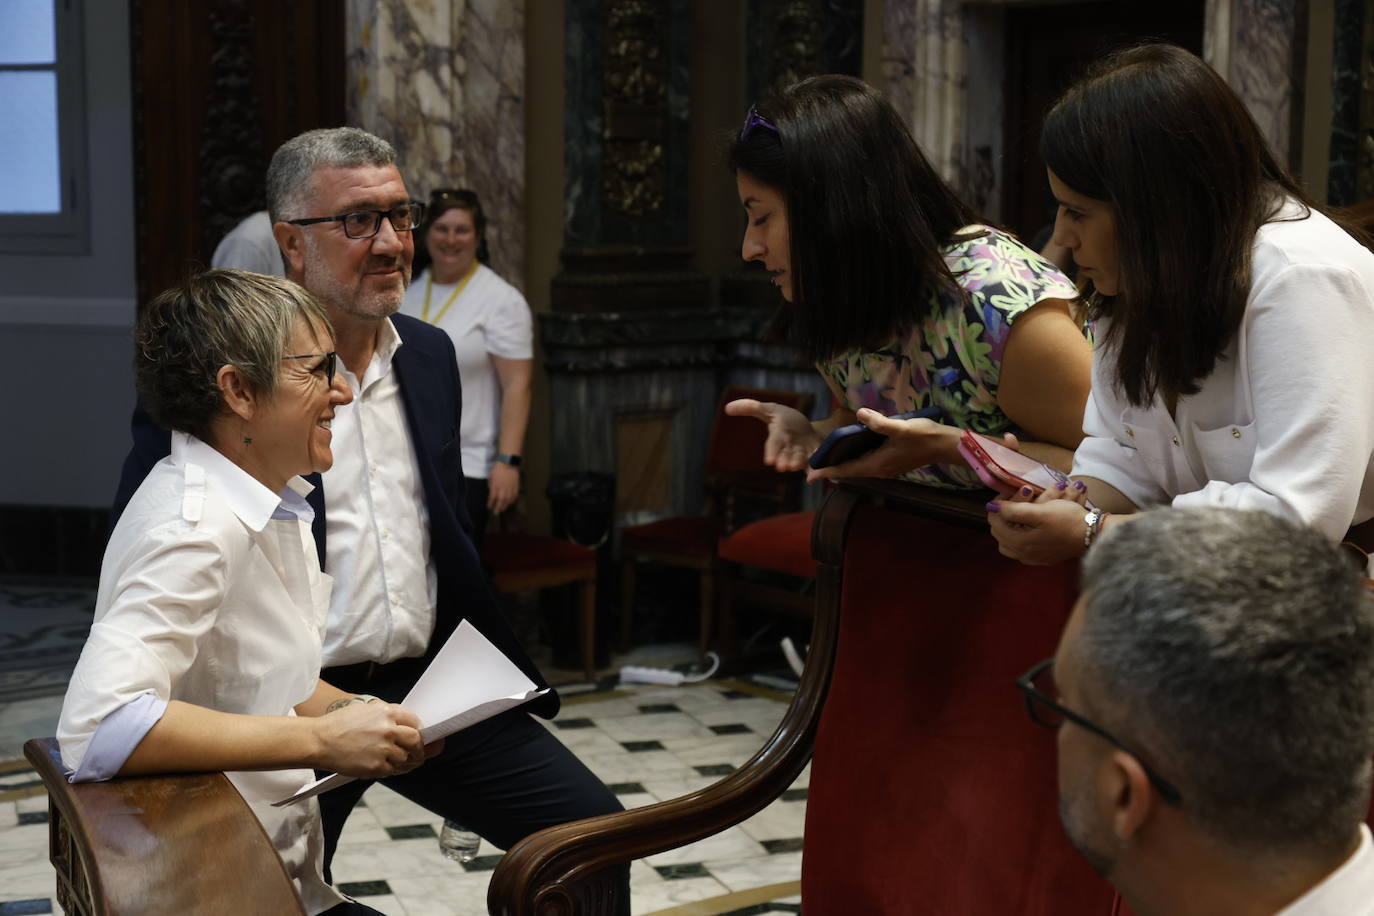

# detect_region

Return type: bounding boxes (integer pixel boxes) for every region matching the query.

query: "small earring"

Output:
[243,436,253,444]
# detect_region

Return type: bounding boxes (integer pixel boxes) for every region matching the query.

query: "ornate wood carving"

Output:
[601,0,670,216]
[746,0,863,101]
[199,1,269,256]
[131,0,345,306]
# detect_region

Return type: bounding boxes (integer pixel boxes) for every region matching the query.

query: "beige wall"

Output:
[523,2,564,534]
[1301,0,1335,202]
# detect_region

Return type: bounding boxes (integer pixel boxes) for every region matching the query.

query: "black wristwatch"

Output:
[495,453,523,468]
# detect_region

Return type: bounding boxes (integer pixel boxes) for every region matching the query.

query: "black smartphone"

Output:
[808,407,946,470]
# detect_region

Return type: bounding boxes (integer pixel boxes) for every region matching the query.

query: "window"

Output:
[0,0,86,253]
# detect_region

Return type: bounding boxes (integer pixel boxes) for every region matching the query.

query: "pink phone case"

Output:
[956,438,1033,497]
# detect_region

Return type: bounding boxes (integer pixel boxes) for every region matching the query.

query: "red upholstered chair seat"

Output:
[484,532,596,576]
[483,532,598,681]
[621,516,725,558]
[717,511,817,579]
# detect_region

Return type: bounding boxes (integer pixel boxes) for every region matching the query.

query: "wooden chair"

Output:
[713,509,817,654]
[619,385,815,651]
[22,737,303,916]
[485,480,1121,914]
[485,531,599,682]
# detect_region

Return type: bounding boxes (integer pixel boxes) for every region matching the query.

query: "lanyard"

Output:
[422,260,479,325]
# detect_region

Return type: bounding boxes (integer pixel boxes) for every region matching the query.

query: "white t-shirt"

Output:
[1072,203,1374,541]
[400,264,534,479]
[211,210,286,277]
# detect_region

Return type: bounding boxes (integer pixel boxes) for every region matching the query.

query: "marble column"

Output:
[1328,0,1372,205]
[345,0,526,286]
[882,0,965,187]
[1204,0,1303,167]
[882,0,1310,211]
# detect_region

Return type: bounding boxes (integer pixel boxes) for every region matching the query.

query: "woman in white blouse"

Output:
[59,270,435,916]
[989,44,1374,566]
[401,189,533,544]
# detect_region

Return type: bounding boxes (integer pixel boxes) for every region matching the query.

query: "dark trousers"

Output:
[321,901,387,915]
[319,660,628,909]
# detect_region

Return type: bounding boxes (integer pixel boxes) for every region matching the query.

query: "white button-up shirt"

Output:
[58,433,342,914]
[1277,824,1374,915]
[321,317,438,666]
[1073,204,1374,541]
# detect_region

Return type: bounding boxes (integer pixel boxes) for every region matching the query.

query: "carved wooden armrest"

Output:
[23,737,303,916]
[489,486,871,915]
[487,480,994,914]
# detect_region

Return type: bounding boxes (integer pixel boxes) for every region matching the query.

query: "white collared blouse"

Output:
[58,432,343,914]
[1072,203,1374,541]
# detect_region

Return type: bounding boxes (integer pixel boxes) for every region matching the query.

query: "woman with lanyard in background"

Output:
[401,189,534,545]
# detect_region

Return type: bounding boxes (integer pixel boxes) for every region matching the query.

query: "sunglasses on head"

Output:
[739,105,778,142]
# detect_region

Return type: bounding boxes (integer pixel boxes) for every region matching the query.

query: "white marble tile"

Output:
[0,696,64,762]
[362,787,441,829]
[0,852,57,901]
[0,822,47,853]
[389,870,495,916]
[616,792,659,811]
[558,698,649,720]
[688,698,789,728]
[547,728,625,756]
[581,751,695,784]
[642,826,766,867]
[330,836,457,882]
[349,892,407,914]
[738,800,807,842]
[15,795,47,815]
[703,850,803,893]
[638,774,718,803]
[595,712,715,743]
[338,804,390,845]
[628,858,661,887]
[659,733,767,767]
[630,875,732,912]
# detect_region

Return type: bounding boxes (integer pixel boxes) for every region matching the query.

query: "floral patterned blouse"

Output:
[818,226,1082,489]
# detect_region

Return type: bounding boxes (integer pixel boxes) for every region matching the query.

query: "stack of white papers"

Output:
[275,620,548,806]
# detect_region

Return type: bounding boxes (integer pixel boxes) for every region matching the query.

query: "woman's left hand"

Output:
[487,462,521,515]
[805,409,960,483]
[987,495,1088,566]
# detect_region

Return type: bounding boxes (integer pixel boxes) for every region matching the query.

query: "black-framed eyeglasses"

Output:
[739,105,778,142]
[287,202,425,240]
[1017,657,1183,805]
[281,351,337,387]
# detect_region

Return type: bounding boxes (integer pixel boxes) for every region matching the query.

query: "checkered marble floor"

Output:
[0,678,806,915]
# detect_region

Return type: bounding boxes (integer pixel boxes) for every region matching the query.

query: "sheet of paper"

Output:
[273,620,547,806]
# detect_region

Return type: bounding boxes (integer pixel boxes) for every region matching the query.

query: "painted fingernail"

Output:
[1020,487,1033,497]
[1073,481,1086,491]
[985,502,1000,513]
[1055,479,1067,490]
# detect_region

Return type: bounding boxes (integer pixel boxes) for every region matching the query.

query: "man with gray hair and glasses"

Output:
[1018,506,1374,915]
[113,128,625,901]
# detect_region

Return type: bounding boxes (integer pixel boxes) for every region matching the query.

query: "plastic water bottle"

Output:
[438,819,481,863]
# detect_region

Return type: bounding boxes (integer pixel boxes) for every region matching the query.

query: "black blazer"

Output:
[112,313,558,718]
